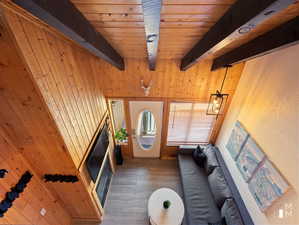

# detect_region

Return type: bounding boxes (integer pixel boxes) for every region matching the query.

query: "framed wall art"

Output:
[248,159,289,211]
[226,121,249,160]
[225,120,290,212]
[236,137,265,182]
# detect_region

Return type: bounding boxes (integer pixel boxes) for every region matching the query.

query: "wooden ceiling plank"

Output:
[212,16,299,70]
[161,4,230,14]
[160,21,214,28]
[75,4,143,14]
[91,21,145,28]
[84,13,226,23]
[91,21,214,28]
[180,0,296,71]
[72,0,234,4]
[72,0,141,4]
[163,0,235,4]
[142,0,162,70]
[84,13,144,22]
[160,14,220,22]
[75,4,229,14]
[12,0,125,70]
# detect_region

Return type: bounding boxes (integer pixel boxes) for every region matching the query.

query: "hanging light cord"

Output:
[219,65,230,93]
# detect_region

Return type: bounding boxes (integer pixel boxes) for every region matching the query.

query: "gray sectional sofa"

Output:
[178,145,254,225]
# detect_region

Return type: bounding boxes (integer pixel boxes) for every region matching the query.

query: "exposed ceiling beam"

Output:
[180,0,296,71]
[212,16,299,71]
[12,0,125,70]
[142,0,162,71]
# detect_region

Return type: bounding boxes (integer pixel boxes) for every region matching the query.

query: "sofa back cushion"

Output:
[208,217,227,225]
[221,199,244,225]
[203,145,219,175]
[208,167,232,208]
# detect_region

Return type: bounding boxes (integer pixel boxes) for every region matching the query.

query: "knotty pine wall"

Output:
[100,59,244,157]
[0,8,101,225]
[100,59,244,100]
[0,14,70,225]
[4,8,107,168]
[0,131,71,225]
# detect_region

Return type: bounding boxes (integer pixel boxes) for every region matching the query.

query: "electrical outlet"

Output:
[40,208,46,216]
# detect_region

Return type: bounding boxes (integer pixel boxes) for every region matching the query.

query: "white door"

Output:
[129,101,163,158]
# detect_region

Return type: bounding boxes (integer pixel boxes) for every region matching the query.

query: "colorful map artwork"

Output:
[226,121,249,160]
[249,160,289,211]
[236,137,265,182]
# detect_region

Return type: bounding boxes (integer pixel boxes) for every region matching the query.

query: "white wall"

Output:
[216,44,299,225]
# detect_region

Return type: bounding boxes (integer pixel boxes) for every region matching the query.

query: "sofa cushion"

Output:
[208,167,232,208]
[192,146,206,168]
[221,199,244,225]
[178,154,221,224]
[203,146,219,175]
[208,217,227,225]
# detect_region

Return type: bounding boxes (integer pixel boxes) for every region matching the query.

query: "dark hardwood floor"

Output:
[101,159,183,225]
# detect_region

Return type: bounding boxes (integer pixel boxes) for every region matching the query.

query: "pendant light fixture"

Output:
[207,65,232,116]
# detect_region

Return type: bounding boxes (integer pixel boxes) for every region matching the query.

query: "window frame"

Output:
[165,101,217,147]
[108,99,128,143]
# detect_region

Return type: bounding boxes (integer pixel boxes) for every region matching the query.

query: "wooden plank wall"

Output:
[0,14,93,225]
[3,9,107,168]
[101,59,244,99]
[0,7,101,224]
[101,59,244,158]
[0,14,71,225]
[0,131,71,225]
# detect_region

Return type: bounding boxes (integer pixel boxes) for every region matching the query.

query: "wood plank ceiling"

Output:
[66,0,299,61]
[71,0,235,59]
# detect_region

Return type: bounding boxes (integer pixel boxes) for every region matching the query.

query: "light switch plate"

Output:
[40,208,46,216]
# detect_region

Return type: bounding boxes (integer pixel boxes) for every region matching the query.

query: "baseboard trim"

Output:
[72,218,102,225]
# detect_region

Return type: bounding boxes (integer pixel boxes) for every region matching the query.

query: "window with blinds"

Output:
[167,102,216,146]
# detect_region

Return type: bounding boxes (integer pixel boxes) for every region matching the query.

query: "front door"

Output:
[129,101,163,158]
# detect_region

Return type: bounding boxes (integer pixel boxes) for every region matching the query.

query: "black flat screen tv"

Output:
[86,124,109,182]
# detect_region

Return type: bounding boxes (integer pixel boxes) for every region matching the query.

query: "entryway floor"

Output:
[101,158,185,225]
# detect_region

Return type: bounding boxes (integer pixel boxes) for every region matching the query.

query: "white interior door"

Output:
[129,101,163,158]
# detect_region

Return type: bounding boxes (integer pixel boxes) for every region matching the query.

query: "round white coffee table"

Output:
[148,188,184,225]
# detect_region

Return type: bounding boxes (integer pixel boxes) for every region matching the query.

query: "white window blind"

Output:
[167,103,216,146]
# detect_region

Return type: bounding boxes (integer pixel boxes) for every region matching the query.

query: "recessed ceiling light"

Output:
[238,26,252,34]
[147,34,157,43]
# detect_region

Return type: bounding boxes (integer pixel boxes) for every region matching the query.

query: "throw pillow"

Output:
[203,146,219,175]
[208,167,232,208]
[221,199,244,225]
[192,145,206,167]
